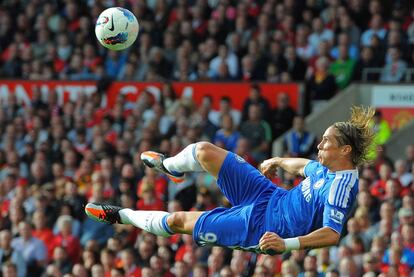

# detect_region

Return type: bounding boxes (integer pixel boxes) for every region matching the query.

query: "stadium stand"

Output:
[0,0,414,276]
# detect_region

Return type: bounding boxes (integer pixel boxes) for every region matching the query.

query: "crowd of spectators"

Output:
[0,0,414,277]
[0,79,412,277]
[1,0,414,86]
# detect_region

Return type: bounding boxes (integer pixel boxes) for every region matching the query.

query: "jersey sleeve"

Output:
[322,203,350,234]
[303,160,320,177]
[323,172,358,234]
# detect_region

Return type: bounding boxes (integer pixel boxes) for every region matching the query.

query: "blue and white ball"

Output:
[95,7,139,51]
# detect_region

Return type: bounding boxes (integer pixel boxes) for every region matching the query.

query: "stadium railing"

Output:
[362,67,414,82]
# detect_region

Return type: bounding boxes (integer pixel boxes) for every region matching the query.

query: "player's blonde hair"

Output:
[333,106,375,167]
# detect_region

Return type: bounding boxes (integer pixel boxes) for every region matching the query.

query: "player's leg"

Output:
[141,142,227,180]
[166,211,203,234]
[142,141,277,206]
[85,203,203,236]
[121,209,203,235]
[192,142,228,178]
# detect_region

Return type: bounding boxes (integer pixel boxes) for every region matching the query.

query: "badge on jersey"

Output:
[330,209,344,224]
[313,179,324,189]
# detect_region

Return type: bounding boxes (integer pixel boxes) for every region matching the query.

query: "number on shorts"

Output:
[199,232,217,243]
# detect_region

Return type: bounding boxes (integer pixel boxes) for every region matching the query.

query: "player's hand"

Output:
[259,158,280,179]
[259,232,285,255]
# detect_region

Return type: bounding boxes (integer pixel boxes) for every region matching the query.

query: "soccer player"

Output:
[85,106,374,254]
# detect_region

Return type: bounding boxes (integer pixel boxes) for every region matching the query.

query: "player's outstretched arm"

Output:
[259,227,339,253]
[259,157,310,179]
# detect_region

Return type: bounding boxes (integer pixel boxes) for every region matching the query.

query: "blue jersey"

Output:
[193,153,358,253]
[266,160,359,237]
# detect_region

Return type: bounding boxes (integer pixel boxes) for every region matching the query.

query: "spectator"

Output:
[209,44,239,79]
[372,110,391,157]
[282,116,316,158]
[353,46,381,81]
[369,34,386,66]
[230,250,248,277]
[329,44,356,89]
[284,44,307,81]
[91,263,105,277]
[331,32,359,61]
[270,93,296,139]
[404,144,414,172]
[211,62,233,81]
[209,96,241,128]
[173,260,190,277]
[298,254,323,277]
[304,56,337,115]
[104,51,128,79]
[0,230,26,277]
[160,82,180,117]
[31,210,55,259]
[341,218,369,250]
[213,114,240,152]
[52,215,81,264]
[266,41,287,75]
[338,256,359,277]
[308,18,334,51]
[80,212,114,247]
[1,262,18,277]
[362,252,381,276]
[295,24,316,61]
[281,260,300,276]
[239,103,272,162]
[240,54,263,81]
[234,137,256,167]
[190,58,212,81]
[371,163,394,200]
[401,223,414,251]
[381,246,411,276]
[150,47,173,80]
[100,248,116,276]
[193,104,218,141]
[392,159,412,189]
[241,83,270,122]
[136,179,165,211]
[355,190,379,224]
[380,47,408,82]
[11,221,47,277]
[361,14,387,47]
[51,246,72,275]
[207,247,225,277]
[121,248,141,276]
[336,13,361,47]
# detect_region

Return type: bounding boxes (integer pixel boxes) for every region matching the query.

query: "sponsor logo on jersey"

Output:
[330,209,344,224]
[301,177,312,202]
[314,179,324,189]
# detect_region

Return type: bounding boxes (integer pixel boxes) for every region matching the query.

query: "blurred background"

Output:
[0,0,414,277]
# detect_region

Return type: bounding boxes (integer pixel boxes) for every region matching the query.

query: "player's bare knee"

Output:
[195,141,214,164]
[167,212,185,231]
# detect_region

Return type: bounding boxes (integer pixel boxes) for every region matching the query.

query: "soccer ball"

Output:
[95,7,139,51]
